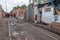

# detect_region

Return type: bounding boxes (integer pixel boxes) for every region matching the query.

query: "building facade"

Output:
[0,5,3,19]
[12,8,25,19]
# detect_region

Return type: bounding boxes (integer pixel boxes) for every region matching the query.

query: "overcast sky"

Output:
[0,0,29,12]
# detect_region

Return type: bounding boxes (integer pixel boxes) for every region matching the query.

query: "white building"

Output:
[42,5,55,24]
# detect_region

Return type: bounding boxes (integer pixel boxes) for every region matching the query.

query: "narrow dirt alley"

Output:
[0,18,60,40]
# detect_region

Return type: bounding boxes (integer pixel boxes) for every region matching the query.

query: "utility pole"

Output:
[5,0,7,12]
[5,0,12,40]
[29,0,34,3]
[29,0,31,4]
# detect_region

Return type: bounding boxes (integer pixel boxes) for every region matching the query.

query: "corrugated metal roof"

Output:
[35,0,54,4]
[37,0,50,4]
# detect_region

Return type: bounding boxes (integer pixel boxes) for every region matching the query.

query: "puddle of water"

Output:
[19,31,28,35]
[11,31,29,40]
[11,23,15,26]
[12,31,19,37]
[18,24,25,26]
[11,22,17,26]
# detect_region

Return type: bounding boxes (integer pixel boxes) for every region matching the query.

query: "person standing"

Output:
[34,15,37,24]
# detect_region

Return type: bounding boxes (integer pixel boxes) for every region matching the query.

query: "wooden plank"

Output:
[51,22,60,29]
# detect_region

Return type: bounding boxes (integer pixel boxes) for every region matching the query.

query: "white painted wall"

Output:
[42,6,55,24]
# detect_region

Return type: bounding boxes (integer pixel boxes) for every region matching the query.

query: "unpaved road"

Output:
[9,18,60,40]
[0,18,9,40]
[0,18,60,40]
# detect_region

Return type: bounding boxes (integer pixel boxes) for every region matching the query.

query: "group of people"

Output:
[5,13,16,18]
